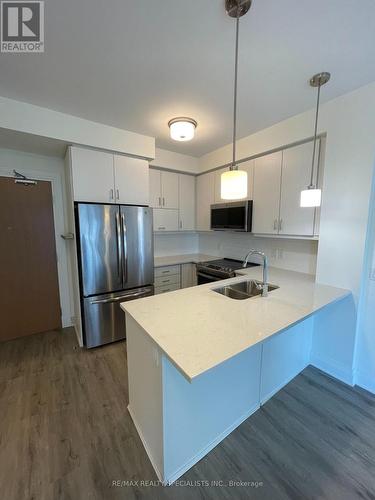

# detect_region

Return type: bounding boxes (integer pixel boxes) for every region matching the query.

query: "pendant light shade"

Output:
[300,187,322,208]
[221,1,251,200]
[221,169,248,200]
[300,72,330,208]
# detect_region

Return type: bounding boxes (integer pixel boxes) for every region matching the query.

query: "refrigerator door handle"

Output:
[90,289,151,305]
[115,211,122,278]
[121,213,128,284]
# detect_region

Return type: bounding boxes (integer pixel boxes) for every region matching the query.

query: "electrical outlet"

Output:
[370,268,375,281]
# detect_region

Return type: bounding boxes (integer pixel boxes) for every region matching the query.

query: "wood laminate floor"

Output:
[0,328,374,500]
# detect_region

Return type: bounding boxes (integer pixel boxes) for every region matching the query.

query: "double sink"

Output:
[213,280,279,300]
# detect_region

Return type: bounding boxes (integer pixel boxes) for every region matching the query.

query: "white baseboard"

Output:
[310,353,354,386]
[164,403,260,485]
[127,405,164,483]
[355,370,375,394]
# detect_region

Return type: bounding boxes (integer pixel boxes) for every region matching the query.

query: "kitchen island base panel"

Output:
[126,313,314,485]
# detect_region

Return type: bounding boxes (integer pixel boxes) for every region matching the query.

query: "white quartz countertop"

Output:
[154,253,219,267]
[121,267,350,382]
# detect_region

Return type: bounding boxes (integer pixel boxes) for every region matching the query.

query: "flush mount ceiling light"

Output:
[168,117,197,142]
[220,0,252,201]
[300,72,331,208]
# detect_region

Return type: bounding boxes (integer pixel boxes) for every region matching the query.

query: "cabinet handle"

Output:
[116,189,119,200]
[163,197,165,206]
[158,226,166,230]
[158,197,161,206]
[162,271,169,274]
[110,189,114,200]
[279,219,283,231]
[273,219,278,230]
[179,220,182,229]
[162,279,170,283]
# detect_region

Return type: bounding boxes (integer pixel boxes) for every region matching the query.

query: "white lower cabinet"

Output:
[154,265,181,295]
[181,263,197,288]
[154,263,197,294]
[153,209,179,232]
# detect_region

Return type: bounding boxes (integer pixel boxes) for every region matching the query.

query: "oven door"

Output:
[197,271,225,285]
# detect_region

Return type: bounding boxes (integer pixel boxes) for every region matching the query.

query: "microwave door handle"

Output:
[115,211,122,278]
[121,213,128,284]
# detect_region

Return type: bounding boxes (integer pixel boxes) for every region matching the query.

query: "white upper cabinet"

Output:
[70,147,149,205]
[179,174,196,231]
[149,169,179,209]
[252,152,282,234]
[279,141,319,236]
[71,148,115,203]
[162,171,179,209]
[113,155,149,206]
[196,171,215,231]
[153,209,179,232]
[214,160,254,203]
[149,169,162,208]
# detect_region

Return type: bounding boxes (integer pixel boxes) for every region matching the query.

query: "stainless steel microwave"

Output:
[210,200,253,232]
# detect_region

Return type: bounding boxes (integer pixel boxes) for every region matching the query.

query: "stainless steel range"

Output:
[196,258,259,285]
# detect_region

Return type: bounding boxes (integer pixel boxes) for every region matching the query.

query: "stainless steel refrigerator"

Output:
[75,203,154,348]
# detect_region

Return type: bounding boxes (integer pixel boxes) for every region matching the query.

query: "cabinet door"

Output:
[71,147,114,203]
[252,152,282,234]
[181,263,197,288]
[149,169,162,208]
[214,160,254,203]
[196,172,215,231]
[279,142,318,236]
[179,174,196,231]
[153,209,179,232]
[161,171,179,209]
[114,155,149,206]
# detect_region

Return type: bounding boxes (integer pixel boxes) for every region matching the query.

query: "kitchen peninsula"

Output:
[121,266,352,484]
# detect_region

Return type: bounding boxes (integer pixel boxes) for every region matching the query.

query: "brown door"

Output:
[0,176,61,341]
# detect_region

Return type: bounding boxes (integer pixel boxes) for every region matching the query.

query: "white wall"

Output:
[199,233,318,275]
[0,148,72,328]
[0,96,155,160]
[355,166,375,393]
[151,148,199,174]
[199,82,375,388]
[154,233,199,257]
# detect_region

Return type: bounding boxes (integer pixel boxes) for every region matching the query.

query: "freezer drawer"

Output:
[83,287,154,348]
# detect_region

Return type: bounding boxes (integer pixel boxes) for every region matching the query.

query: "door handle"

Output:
[115,211,122,278]
[90,289,151,305]
[61,233,74,240]
[121,213,128,283]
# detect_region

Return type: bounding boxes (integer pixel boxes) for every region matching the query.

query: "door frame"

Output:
[0,163,71,328]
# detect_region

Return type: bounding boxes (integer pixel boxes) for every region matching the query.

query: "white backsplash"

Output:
[154,233,199,257]
[198,232,318,275]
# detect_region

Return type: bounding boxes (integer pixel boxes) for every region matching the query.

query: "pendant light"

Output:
[300,72,330,207]
[221,0,252,200]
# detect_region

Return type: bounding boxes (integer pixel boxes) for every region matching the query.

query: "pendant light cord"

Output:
[232,13,240,170]
[310,83,321,187]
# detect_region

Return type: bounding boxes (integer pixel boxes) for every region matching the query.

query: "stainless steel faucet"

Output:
[242,250,269,297]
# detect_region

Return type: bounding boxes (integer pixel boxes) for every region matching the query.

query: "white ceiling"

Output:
[0,0,374,157]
